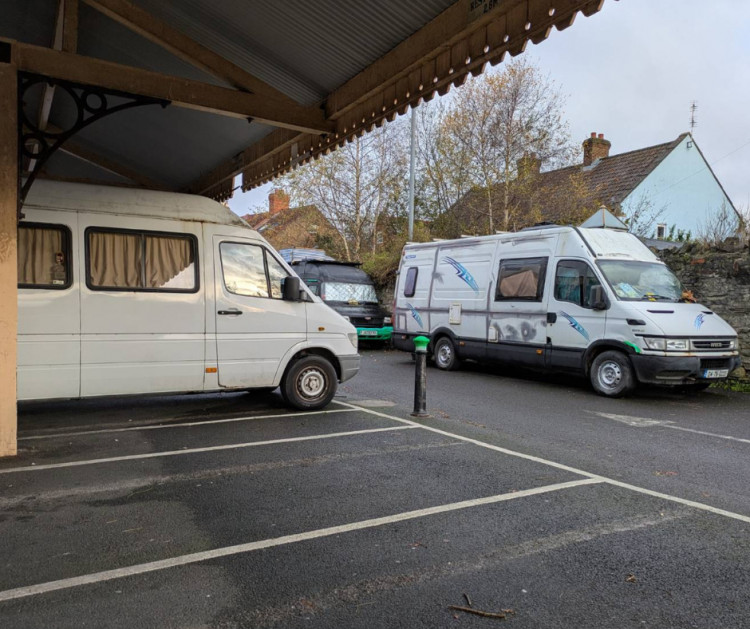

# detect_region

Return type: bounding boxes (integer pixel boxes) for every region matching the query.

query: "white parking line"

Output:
[18,407,356,441]
[0,478,600,602]
[0,426,417,474]
[590,411,750,445]
[665,425,750,445]
[338,402,750,525]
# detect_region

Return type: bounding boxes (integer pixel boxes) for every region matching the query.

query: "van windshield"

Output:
[597,260,684,302]
[322,282,379,303]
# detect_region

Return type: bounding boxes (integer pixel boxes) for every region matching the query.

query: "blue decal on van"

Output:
[406,302,424,329]
[560,311,590,341]
[694,313,705,330]
[443,257,479,293]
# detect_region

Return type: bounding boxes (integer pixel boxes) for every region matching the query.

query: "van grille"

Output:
[351,316,384,328]
[691,339,733,350]
[700,358,733,370]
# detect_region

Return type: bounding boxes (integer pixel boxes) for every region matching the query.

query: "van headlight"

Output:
[383,316,392,325]
[643,337,689,351]
[665,339,689,351]
[348,332,358,349]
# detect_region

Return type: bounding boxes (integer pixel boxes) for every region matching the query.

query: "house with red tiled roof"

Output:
[434,132,740,240]
[242,189,345,258]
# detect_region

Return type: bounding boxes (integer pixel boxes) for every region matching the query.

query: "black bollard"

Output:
[411,335,430,417]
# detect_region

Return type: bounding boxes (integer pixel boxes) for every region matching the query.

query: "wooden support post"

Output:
[0,62,18,457]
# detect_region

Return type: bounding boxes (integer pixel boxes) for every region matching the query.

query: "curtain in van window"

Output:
[145,235,193,289]
[17,225,65,286]
[88,232,142,288]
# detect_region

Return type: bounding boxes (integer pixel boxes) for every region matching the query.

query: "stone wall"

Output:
[658,243,750,376]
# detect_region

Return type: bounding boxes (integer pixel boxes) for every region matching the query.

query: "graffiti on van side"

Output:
[442,257,479,294]
[406,303,424,329]
[560,311,590,341]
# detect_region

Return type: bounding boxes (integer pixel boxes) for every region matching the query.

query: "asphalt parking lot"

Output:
[1,364,749,628]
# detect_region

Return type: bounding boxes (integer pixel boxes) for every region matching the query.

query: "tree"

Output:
[696,201,742,245]
[278,120,409,261]
[621,193,668,237]
[438,58,574,232]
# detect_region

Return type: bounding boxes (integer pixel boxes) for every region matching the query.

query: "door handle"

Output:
[218,309,243,315]
[546,312,557,324]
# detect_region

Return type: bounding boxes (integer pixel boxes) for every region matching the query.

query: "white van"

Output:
[392,226,741,396]
[17,181,360,410]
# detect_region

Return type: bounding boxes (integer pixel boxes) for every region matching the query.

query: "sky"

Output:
[228,0,750,217]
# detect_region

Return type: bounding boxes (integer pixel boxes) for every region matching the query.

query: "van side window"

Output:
[495,257,547,301]
[87,228,197,292]
[404,267,418,297]
[554,261,601,308]
[18,223,71,289]
[220,243,288,299]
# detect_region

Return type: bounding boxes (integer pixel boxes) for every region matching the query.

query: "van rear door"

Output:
[213,235,306,388]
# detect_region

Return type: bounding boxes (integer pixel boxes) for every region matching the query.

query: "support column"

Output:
[0,61,18,457]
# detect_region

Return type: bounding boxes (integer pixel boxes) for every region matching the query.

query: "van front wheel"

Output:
[434,337,460,371]
[282,356,337,410]
[590,351,635,397]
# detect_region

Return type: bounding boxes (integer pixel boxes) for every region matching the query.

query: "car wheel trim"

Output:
[297,367,327,399]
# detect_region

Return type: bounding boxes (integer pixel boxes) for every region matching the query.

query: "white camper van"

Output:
[17,181,360,410]
[392,226,741,397]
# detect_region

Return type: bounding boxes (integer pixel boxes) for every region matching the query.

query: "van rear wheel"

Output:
[434,337,460,371]
[282,356,337,410]
[590,350,635,397]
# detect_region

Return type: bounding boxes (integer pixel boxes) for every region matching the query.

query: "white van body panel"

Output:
[393,226,740,392]
[17,181,359,403]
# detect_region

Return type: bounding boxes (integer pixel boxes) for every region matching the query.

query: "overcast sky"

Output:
[229,0,750,217]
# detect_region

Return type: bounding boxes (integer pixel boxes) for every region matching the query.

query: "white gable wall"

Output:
[622,135,737,238]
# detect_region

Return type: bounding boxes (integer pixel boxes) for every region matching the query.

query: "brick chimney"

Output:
[582,132,611,166]
[268,188,290,214]
[516,153,542,176]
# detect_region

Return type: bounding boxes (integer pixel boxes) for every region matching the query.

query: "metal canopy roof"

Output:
[2,0,605,205]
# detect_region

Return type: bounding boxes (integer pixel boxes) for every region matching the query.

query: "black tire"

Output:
[590,350,636,397]
[281,355,337,410]
[433,336,460,371]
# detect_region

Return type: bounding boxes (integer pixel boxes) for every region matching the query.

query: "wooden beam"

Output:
[7,39,332,134]
[81,0,298,105]
[62,0,79,54]
[0,62,18,457]
[55,135,171,190]
[30,0,79,172]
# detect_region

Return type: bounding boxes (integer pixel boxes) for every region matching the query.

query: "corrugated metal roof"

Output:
[2,0,606,201]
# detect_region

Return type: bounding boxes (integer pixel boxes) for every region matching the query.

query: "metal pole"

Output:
[408,105,416,241]
[411,336,430,417]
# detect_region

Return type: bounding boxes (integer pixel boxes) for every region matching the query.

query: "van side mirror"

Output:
[282,276,301,302]
[590,284,609,311]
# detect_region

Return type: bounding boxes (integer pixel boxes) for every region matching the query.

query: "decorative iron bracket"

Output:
[18,72,169,219]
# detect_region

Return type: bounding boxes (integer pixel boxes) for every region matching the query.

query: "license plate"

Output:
[360,330,378,336]
[703,369,729,379]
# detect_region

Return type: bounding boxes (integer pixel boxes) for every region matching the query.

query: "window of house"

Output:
[219,242,289,299]
[495,257,547,301]
[554,261,602,308]
[18,223,71,289]
[656,224,667,239]
[404,267,418,297]
[86,228,197,292]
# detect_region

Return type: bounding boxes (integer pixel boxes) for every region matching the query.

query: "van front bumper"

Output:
[631,354,742,385]
[357,326,393,341]
[339,354,361,383]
